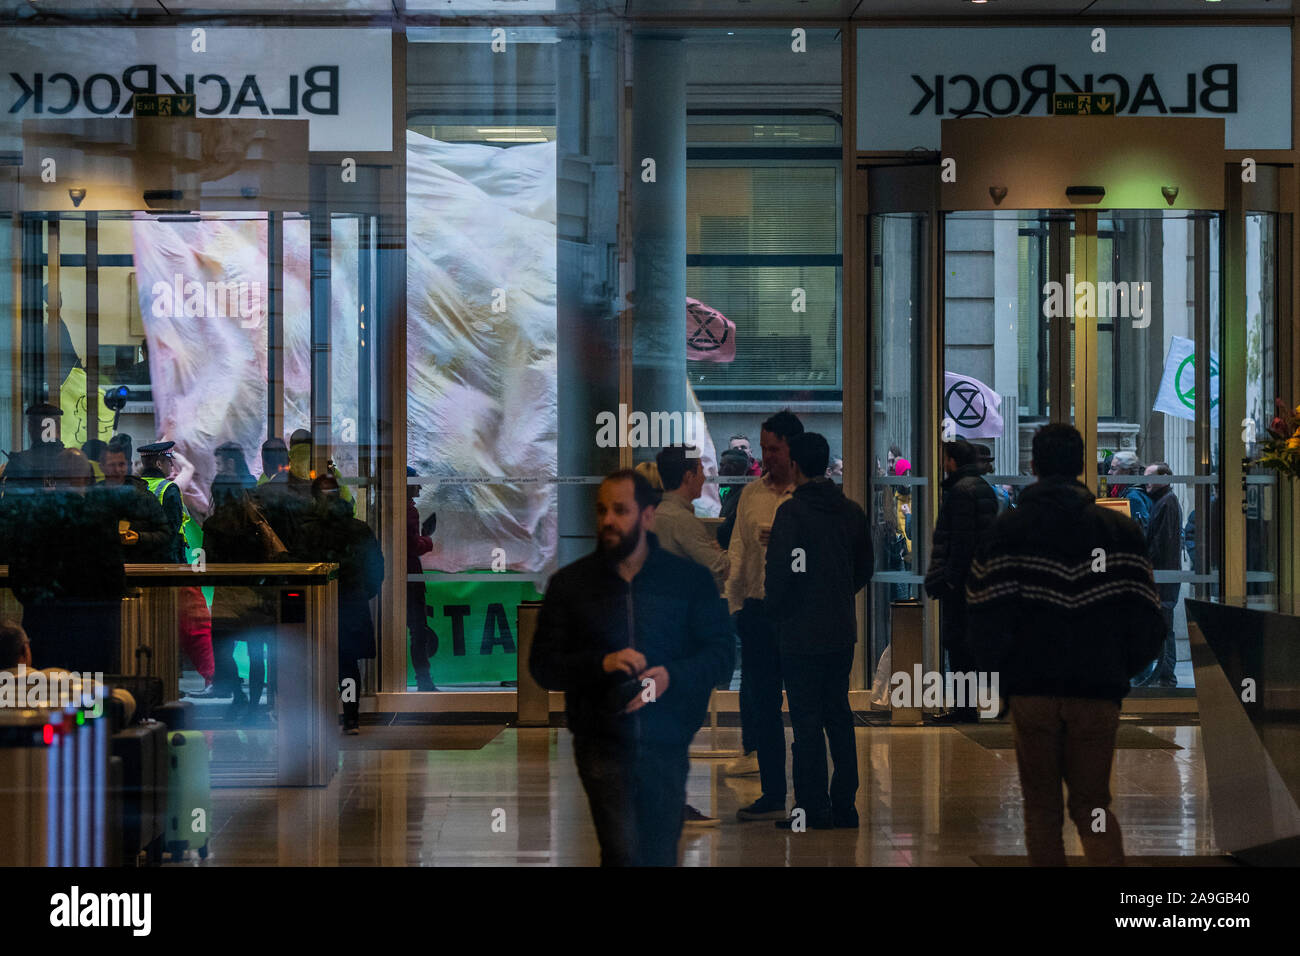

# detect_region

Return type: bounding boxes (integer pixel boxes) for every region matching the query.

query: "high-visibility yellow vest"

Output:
[143,475,212,607]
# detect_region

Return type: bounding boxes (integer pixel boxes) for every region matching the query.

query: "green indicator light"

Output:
[76,712,85,725]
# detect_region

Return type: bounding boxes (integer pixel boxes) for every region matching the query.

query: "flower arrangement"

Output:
[1257,398,1300,479]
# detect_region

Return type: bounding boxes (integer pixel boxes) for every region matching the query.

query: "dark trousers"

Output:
[25,599,121,674]
[211,628,240,695]
[246,628,276,708]
[783,647,858,819]
[572,734,689,867]
[1152,603,1177,683]
[407,582,437,679]
[737,599,785,802]
[1010,696,1124,866]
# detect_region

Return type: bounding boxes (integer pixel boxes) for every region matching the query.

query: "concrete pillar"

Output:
[629,32,688,459]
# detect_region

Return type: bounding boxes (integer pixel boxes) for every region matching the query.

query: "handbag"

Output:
[242,497,289,560]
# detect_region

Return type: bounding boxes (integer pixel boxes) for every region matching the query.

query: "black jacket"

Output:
[92,480,173,563]
[965,478,1165,702]
[0,489,126,605]
[298,498,384,660]
[530,533,733,746]
[763,478,872,655]
[1145,485,1183,606]
[924,463,1000,650]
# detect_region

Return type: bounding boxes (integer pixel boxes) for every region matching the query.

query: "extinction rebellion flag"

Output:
[943,371,1003,439]
[1153,336,1220,423]
[686,297,736,363]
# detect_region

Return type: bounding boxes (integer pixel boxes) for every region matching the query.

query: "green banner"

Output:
[407,575,543,686]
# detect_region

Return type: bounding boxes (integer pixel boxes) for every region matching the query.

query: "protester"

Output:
[724,409,802,818]
[529,470,731,865]
[924,438,999,723]
[966,423,1164,866]
[764,432,870,830]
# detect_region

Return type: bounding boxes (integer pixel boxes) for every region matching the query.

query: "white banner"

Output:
[943,371,1003,440]
[857,26,1291,150]
[0,27,393,152]
[1154,336,1219,423]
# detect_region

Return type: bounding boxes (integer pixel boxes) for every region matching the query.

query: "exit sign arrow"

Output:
[1053,92,1116,116]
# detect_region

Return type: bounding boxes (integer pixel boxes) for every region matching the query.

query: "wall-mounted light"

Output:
[67,187,86,208]
[1161,185,1180,206]
[988,185,1007,205]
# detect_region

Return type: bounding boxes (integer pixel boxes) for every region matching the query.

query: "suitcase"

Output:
[153,700,194,731]
[165,730,211,860]
[111,721,168,866]
[102,675,165,723]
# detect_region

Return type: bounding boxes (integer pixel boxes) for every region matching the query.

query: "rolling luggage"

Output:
[103,675,164,723]
[111,721,168,866]
[165,730,211,860]
[153,699,194,731]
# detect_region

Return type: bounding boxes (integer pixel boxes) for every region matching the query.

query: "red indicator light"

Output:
[43,724,53,745]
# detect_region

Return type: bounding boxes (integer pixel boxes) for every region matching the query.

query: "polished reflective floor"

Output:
[188,719,1221,866]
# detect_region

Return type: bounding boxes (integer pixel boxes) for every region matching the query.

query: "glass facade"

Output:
[0,11,1286,712]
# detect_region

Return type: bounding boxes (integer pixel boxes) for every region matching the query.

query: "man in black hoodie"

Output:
[925,438,999,723]
[764,433,871,830]
[529,469,732,866]
[966,424,1164,866]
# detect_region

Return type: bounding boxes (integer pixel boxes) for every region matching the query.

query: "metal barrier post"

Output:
[890,600,924,726]
[515,601,547,727]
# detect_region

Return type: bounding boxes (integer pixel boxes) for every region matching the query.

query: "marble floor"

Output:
[190,719,1222,866]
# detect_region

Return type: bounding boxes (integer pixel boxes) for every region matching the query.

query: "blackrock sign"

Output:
[0,27,392,152]
[856,26,1291,150]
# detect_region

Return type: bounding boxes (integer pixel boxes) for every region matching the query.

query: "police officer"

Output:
[138,441,188,561]
[2,402,66,493]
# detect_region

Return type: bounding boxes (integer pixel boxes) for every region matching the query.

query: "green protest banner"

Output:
[407,574,544,686]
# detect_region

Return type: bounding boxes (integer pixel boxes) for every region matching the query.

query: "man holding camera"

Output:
[529,469,732,866]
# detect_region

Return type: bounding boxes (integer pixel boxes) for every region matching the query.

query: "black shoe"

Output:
[833,808,860,829]
[736,797,787,821]
[929,710,979,724]
[415,676,438,692]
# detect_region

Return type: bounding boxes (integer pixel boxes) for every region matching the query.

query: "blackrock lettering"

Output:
[7,65,339,117]
[910,63,1236,117]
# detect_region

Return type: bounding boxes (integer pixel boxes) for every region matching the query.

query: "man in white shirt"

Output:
[725,410,802,820]
[652,445,730,594]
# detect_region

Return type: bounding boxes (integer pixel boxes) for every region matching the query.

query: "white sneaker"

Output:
[723,752,760,776]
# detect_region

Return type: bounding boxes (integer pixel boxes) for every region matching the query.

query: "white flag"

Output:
[943,372,1003,439]
[1153,336,1219,423]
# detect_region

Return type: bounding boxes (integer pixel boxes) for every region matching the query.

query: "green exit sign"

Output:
[1052,92,1116,116]
[132,93,196,117]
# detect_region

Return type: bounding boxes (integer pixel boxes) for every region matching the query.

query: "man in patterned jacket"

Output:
[966,424,1164,866]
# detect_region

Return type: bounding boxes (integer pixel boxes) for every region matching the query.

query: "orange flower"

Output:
[1288,437,1300,450]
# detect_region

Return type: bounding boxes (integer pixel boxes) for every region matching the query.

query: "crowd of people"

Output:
[529,415,1166,868]
[0,404,382,734]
